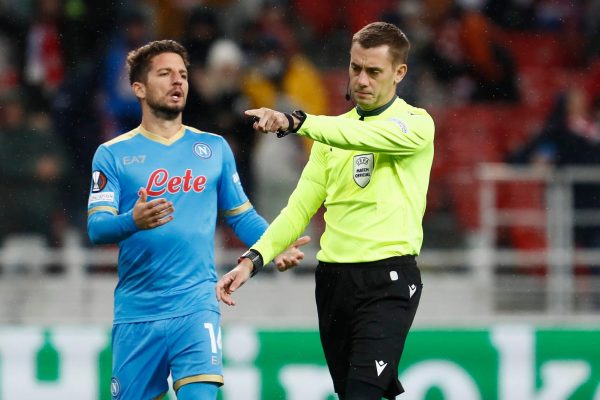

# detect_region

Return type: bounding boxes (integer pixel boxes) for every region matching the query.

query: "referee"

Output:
[217,22,434,400]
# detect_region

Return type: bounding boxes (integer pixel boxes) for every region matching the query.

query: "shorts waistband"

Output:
[317,255,416,269]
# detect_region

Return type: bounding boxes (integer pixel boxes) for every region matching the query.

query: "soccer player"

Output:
[217,22,434,400]
[87,40,308,400]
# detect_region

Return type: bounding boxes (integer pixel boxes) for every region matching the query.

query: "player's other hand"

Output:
[245,108,289,134]
[274,236,311,271]
[216,259,254,306]
[133,187,175,229]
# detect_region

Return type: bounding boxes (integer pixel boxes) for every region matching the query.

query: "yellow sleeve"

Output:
[297,112,435,156]
[252,143,327,263]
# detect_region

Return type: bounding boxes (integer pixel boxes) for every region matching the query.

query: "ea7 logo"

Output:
[123,155,146,165]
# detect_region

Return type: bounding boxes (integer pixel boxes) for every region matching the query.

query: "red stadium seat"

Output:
[434,105,503,229]
[433,104,548,231]
[517,67,571,113]
[585,59,600,102]
[506,32,568,69]
[494,105,545,156]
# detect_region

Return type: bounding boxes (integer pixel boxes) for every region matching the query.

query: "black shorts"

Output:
[315,256,422,399]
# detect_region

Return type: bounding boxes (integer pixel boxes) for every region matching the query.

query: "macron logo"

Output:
[409,284,417,298]
[375,360,388,376]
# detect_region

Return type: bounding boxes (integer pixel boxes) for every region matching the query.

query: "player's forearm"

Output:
[297,114,434,155]
[87,210,139,244]
[226,208,268,248]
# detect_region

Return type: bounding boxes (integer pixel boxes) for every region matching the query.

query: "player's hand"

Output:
[274,236,311,271]
[216,259,254,306]
[133,187,175,229]
[245,108,290,134]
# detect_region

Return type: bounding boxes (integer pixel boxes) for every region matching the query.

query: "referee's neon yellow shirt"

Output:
[253,97,435,264]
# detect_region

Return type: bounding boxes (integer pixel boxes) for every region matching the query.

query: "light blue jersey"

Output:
[87,125,267,324]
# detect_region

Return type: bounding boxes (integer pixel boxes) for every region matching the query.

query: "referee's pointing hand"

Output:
[245,108,290,134]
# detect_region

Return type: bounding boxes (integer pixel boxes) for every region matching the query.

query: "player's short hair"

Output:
[127,40,190,85]
[352,22,410,66]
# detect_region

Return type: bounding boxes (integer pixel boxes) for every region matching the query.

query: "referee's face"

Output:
[349,43,406,110]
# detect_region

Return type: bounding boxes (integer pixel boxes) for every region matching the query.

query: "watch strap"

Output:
[238,249,264,277]
[276,110,307,138]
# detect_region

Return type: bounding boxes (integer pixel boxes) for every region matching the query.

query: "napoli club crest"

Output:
[353,153,374,188]
[110,377,121,399]
[193,142,212,159]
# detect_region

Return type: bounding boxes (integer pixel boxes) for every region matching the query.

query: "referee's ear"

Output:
[394,63,407,86]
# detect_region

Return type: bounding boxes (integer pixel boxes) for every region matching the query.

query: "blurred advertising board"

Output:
[0,325,598,399]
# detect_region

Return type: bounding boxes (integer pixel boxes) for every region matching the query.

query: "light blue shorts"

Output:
[110,310,223,400]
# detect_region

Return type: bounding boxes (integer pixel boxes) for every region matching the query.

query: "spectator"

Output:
[51,60,104,232]
[101,8,151,137]
[0,89,68,245]
[584,0,600,61]
[243,35,328,129]
[293,0,395,38]
[23,0,65,111]
[255,0,299,56]
[182,6,221,68]
[242,35,327,218]
[184,39,256,199]
[509,87,600,249]
[0,4,25,91]
[485,0,536,30]
[424,0,519,103]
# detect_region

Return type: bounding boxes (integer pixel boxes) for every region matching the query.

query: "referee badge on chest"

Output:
[353,153,374,188]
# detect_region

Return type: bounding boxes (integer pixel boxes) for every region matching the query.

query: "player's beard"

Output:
[147,96,185,121]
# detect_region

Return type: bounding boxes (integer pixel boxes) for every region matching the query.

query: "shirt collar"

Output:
[356,95,398,119]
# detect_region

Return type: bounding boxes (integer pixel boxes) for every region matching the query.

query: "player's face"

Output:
[143,52,189,120]
[349,43,406,110]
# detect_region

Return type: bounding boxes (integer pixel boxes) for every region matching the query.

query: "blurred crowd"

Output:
[1,0,600,254]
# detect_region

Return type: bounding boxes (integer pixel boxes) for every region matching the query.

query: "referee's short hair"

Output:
[127,40,190,85]
[352,22,410,66]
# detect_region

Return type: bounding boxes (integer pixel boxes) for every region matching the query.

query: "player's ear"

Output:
[132,82,146,99]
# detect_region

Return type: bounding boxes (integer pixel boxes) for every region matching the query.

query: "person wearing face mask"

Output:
[242,35,329,141]
[242,35,330,221]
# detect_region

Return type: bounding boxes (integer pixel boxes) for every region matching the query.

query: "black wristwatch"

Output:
[238,249,264,277]
[277,110,307,138]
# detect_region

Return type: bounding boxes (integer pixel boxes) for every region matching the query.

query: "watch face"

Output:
[293,110,306,119]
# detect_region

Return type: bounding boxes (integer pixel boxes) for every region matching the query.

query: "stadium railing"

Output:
[1,163,599,325]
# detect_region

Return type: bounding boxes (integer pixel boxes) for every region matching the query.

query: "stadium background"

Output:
[1,0,600,398]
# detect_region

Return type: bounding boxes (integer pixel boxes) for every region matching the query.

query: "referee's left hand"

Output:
[274,236,311,271]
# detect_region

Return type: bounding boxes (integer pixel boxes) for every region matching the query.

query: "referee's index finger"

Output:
[244,109,263,118]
